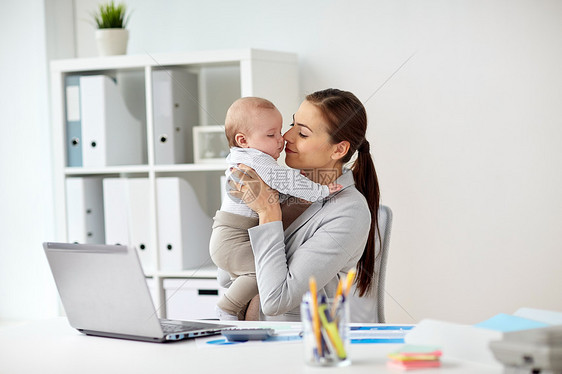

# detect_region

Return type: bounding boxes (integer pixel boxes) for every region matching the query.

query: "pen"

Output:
[317,295,333,356]
[303,295,321,359]
[309,277,323,357]
[319,322,333,356]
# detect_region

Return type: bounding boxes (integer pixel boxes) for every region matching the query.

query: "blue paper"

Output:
[206,335,302,345]
[474,313,549,332]
[351,338,405,344]
[207,338,238,345]
[350,326,414,331]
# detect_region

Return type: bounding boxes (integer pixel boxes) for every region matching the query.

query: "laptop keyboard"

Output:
[160,321,220,334]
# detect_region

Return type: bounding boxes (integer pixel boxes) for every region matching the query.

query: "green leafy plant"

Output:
[92,1,130,29]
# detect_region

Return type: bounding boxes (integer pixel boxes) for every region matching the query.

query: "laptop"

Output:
[43,242,233,342]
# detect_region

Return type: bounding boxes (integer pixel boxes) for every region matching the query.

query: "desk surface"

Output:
[0,318,500,374]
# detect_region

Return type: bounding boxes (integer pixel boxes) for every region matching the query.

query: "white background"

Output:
[1,0,561,324]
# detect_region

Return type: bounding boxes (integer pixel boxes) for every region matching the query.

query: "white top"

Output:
[220,147,330,217]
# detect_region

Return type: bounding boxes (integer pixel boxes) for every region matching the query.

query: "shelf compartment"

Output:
[64,165,150,176]
[153,163,226,172]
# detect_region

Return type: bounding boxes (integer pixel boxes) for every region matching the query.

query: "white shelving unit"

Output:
[50,49,299,318]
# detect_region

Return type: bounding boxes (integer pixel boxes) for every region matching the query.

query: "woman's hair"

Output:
[305,88,380,297]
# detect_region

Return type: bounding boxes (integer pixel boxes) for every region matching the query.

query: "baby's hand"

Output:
[328,182,343,194]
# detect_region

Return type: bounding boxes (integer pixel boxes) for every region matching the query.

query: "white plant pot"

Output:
[95,28,129,56]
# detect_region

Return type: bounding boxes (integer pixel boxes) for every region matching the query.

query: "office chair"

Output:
[348,205,393,323]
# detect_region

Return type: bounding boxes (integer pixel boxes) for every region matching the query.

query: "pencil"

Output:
[343,268,356,297]
[309,276,323,356]
[331,278,343,316]
[335,277,343,299]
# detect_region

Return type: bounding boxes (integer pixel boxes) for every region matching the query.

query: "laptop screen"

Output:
[43,243,164,338]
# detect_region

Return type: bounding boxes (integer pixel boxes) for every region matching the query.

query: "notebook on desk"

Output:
[43,242,233,343]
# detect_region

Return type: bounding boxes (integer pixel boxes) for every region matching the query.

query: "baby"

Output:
[209,97,340,320]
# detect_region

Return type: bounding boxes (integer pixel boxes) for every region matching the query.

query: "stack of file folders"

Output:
[387,345,442,370]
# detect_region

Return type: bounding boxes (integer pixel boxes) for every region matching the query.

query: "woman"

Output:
[228,88,380,321]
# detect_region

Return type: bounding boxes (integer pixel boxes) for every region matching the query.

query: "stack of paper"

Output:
[387,345,442,370]
[404,308,562,368]
[474,313,549,332]
[349,325,413,344]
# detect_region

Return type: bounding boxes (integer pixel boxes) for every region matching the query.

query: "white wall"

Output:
[0,0,60,320]
[70,0,562,323]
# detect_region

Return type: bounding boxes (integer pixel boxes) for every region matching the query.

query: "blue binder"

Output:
[65,75,83,167]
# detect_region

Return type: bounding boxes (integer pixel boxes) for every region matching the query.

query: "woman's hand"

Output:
[228,164,282,224]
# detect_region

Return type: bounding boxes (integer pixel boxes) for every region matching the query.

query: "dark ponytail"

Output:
[306,89,380,297]
[351,140,380,297]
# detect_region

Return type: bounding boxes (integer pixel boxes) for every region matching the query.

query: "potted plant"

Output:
[92,1,131,56]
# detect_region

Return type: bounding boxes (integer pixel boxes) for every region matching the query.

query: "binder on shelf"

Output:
[80,75,143,167]
[65,177,105,244]
[156,177,212,271]
[103,178,130,246]
[65,75,83,167]
[103,178,155,273]
[127,178,155,273]
[152,69,199,165]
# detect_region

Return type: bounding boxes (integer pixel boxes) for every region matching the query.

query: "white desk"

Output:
[0,318,501,374]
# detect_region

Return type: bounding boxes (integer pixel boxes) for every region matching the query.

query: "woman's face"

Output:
[283,100,338,171]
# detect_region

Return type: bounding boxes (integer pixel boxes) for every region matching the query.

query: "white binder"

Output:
[65,75,83,167]
[156,177,212,271]
[103,178,130,246]
[127,178,155,273]
[65,177,105,244]
[80,75,143,167]
[152,69,199,164]
[103,178,154,273]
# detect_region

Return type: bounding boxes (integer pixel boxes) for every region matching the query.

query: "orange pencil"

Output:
[343,268,356,297]
[332,278,343,315]
[309,276,323,356]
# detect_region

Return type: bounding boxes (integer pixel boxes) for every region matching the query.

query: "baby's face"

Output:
[244,109,285,160]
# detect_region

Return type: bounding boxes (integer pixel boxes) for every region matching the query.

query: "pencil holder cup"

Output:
[301,296,350,367]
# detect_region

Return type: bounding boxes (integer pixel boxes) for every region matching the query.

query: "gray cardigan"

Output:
[248,168,371,321]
